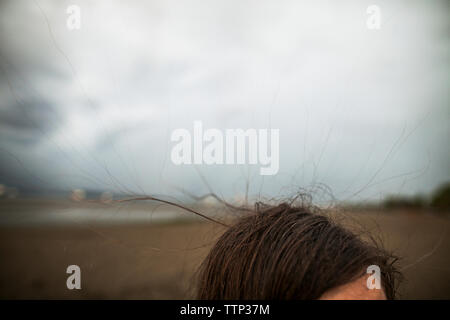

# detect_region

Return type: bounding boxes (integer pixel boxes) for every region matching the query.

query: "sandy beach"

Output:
[0,200,449,299]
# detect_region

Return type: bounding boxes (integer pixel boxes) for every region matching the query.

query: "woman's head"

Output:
[197,202,400,299]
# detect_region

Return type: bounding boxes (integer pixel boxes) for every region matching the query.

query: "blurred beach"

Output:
[0,199,449,299]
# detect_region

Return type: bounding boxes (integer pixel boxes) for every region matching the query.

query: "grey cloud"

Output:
[0,99,61,141]
[0,0,448,201]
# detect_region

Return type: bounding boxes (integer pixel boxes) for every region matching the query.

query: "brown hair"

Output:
[196,202,401,299]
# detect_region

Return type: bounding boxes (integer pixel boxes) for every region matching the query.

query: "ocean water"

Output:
[0,202,199,226]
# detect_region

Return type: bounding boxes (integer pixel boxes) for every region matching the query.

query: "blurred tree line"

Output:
[382,182,450,210]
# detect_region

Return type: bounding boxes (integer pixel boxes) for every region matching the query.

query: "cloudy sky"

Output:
[0,0,449,203]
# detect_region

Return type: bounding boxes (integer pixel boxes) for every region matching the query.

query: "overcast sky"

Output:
[0,0,449,203]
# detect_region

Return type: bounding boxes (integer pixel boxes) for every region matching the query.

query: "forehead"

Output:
[319,275,386,300]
